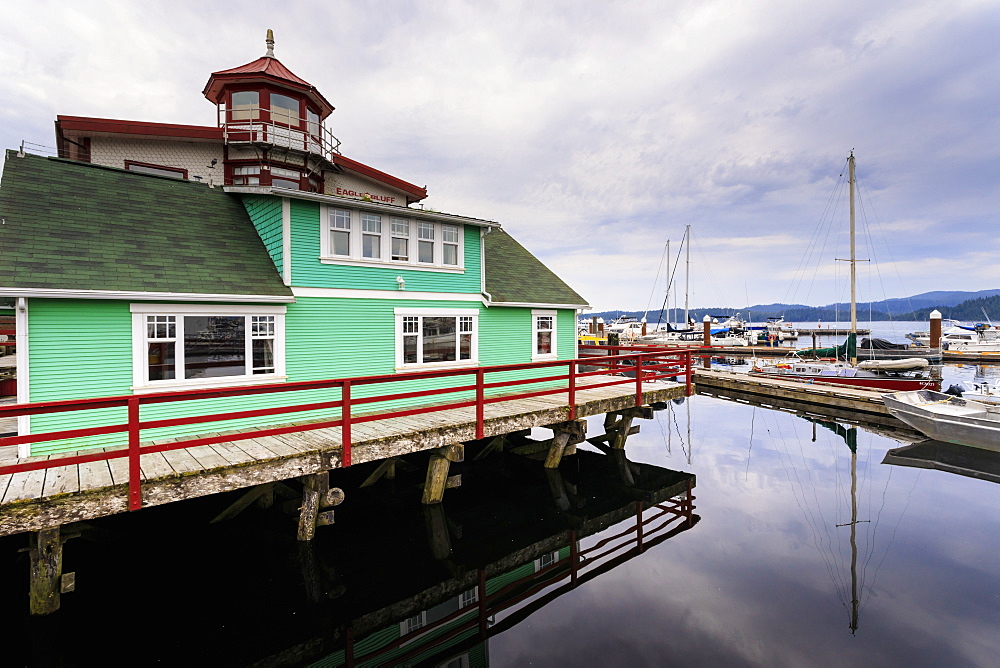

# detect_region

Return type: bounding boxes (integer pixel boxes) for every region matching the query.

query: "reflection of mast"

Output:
[809,417,867,634]
[833,426,867,634]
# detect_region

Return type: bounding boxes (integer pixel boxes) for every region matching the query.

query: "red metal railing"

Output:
[0,349,694,510]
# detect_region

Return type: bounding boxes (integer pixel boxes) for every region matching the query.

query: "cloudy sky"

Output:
[2,0,999,313]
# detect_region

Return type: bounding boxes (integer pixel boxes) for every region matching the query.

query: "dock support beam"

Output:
[543,419,587,469]
[422,444,464,505]
[297,472,344,541]
[29,527,63,615]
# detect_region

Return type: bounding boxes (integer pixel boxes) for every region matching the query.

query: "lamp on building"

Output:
[396,276,405,291]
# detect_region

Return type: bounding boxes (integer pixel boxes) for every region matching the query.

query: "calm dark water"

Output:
[2,368,999,666]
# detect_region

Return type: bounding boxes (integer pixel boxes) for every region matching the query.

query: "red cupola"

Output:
[204,30,339,191]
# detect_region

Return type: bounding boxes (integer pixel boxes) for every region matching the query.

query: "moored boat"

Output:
[882,390,1000,452]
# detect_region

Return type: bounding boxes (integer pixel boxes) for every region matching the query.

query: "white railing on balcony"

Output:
[216,105,342,162]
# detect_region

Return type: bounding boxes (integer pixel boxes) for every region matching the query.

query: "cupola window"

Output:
[231,91,260,121]
[270,93,301,126]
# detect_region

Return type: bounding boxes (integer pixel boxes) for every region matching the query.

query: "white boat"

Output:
[882,390,1000,452]
[906,322,1000,347]
[749,153,937,392]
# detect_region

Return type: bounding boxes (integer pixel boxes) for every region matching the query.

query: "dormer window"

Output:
[321,207,464,271]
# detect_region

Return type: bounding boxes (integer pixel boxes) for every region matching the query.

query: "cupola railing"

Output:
[216,104,342,164]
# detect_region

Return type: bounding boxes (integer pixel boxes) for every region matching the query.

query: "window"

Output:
[131,305,285,390]
[306,108,320,137]
[231,165,260,186]
[533,310,557,359]
[270,92,301,126]
[270,167,301,189]
[321,208,464,270]
[330,209,351,256]
[361,214,382,259]
[396,309,478,368]
[391,218,409,261]
[442,225,459,266]
[230,91,260,121]
[125,161,187,180]
[418,222,435,263]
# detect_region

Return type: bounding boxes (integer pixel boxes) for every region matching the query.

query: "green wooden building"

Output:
[0,35,588,457]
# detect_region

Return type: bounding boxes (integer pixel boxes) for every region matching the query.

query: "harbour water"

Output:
[1,336,998,666]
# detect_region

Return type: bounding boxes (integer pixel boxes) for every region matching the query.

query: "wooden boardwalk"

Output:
[0,377,688,537]
[693,368,890,415]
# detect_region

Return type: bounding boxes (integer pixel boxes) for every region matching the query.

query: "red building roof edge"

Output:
[202,57,335,117]
[56,116,222,140]
[332,153,428,200]
[54,115,427,200]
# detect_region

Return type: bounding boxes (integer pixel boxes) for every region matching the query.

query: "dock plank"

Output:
[79,459,114,491]
[161,448,203,475]
[42,464,80,497]
[3,468,46,503]
[105,449,132,485]
[207,443,256,466]
[186,445,232,470]
[139,452,174,480]
[233,438,284,461]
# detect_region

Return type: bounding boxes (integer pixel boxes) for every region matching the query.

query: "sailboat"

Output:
[749,153,939,391]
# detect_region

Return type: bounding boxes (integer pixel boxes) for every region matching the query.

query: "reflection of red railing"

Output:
[0,350,694,510]
[347,489,697,667]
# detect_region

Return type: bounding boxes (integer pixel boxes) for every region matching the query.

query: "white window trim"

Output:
[393,307,479,371]
[130,303,287,393]
[320,205,465,271]
[532,309,558,361]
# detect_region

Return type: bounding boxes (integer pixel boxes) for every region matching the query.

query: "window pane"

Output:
[148,342,175,380]
[331,210,351,229]
[442,225,459,243]
[363,234,380,258]
[443,244,458,266]
[391,218,409,236]
[537,331,553,355]
[392,237,408,261]
[127,163,184,179]
[272,177,300,189]
[403,335,418,364]
[361,214,381,233]
[460,333,472,360]
[184,316,246,379]
[418,240,434,263]
[332,230,350,255]
[422,317,456,363]
[252,339,274,374]
[231,91,259,120]
[418,222,434,240]
[270,93,300,125]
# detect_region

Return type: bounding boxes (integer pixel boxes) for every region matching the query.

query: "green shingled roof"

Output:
[0,151,292,298]
[484,228,588,307]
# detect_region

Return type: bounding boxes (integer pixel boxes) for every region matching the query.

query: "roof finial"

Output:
[265,29,275,57]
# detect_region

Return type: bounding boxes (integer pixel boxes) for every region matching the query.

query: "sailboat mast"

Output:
[684,225,691,326]
[849,152,857,335]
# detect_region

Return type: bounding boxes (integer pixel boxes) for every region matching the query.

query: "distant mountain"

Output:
[587,289,1000,323]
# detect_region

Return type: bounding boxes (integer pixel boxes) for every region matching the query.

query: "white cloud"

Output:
[3,0,999,309]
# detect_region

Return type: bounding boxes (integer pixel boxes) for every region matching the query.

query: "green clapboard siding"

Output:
[287,200,482,293]
[242,195,284,273]
[25,297,576,455]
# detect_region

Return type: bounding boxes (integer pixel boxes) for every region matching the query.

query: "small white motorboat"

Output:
[882,390,1000,452]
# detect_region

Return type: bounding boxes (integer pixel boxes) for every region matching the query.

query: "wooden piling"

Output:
[543,420,586,469]
[929,309,942,349]
[297,474,321,541]
[422,445,464,505]
[29,527,62,615]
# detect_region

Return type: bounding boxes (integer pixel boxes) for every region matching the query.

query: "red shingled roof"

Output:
[203,56,335,117]
[211,56,313,87]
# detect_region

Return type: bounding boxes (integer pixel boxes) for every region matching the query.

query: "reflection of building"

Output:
[279,450,698,667]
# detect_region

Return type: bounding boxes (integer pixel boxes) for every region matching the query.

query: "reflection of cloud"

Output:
[550,397,998,665]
